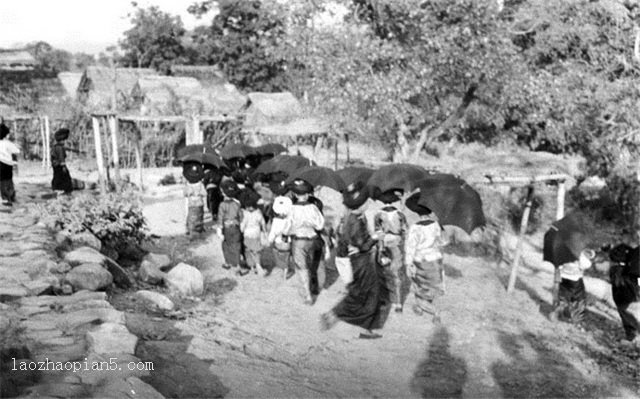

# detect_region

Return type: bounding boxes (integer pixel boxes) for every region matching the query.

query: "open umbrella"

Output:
[255,143,287,156]
[286,166,346,192]
[367,164,429,193]
[336,166,375,187]
[407,175,485,234]
[219,143,256,160]
[177,144,209,159]
[179,151,227,169]
[254,155,314,176]
[543,212,589,267]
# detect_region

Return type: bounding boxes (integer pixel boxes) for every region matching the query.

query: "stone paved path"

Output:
[0,183,163,398]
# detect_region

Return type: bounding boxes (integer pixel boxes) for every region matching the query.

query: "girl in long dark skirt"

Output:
[51,128,73,194]
[320,181,388,339]
[609,244,640,348]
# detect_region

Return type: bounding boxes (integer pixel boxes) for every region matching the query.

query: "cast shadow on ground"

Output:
[410,327,468,398]
[491,330,618,398]
[127,313,230,398]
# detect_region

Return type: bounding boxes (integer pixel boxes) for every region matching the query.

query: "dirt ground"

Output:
[15,157,640,398]
[132,193,639,399]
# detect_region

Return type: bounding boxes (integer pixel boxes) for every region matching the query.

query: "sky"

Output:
[0,0,217,54]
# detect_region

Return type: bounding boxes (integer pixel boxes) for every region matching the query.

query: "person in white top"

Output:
[286,179,325,305]
[550,248,595,323]
[268,195,293,279]
[405,194,447,321]
[240,192,267,276]
[0,123,20,206]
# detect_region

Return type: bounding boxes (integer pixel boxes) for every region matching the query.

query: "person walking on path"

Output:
[404,198,447,322]
[374,190,408,313]
[320,181,388,339]
[218,180,245,274]
[50,128,73,194]
[203,167,224,223]
[183,162,207,238]
[268,196,293,280]
[286,179,325,305]
[549,248,595,323]
[240,192,267,275]
[0,123,20,206]
[608,244,640,348]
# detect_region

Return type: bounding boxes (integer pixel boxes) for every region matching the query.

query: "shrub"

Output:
[41,189,149,259]
[159,174,177,186]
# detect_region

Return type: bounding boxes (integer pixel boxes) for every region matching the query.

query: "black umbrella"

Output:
[286,166,346,192]
[177,144,209,159]
[179,151,227,169]
[336,166,375,187]
[543,212,589,267]
[219,143,256,160]
[408,175,485,234]
[367,164,429,193]
[255,143,287,156]
[254,155,314,176]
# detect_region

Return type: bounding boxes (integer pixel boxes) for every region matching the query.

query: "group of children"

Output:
[180,153,451,323]
[182,157,294,277]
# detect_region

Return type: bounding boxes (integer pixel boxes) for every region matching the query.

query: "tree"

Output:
[188,0,289,91]
[27,41,72,72]
[73,53,96,71]
[270,0,522,160]
[119,4,188,73]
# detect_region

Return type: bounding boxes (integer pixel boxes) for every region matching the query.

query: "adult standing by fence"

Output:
[51,128,73,194]
[0,123,20,206]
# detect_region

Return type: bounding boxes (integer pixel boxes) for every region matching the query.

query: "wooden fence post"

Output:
[92,117,106,194]
[334,136,338,170]
[43,116,51,170]
[133,126,143,190]
[345,133,351,164]
[556,179,566,220]
[507,185,534,293]
[39,117,46,169]
[109,115,120,185]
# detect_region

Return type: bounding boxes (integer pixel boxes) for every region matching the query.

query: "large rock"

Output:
[104,258,134,288]
[92,376,164,399]
[69,232,102,251]
[64,247,106,267]
[138,257,167,285]
[64,263,113,291]
[142,253,172,271]
[135,290,174,311]
[164,263,203,297]
[87,322,137,355]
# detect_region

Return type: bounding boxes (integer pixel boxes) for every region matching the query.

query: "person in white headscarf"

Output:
[268,195,293,279]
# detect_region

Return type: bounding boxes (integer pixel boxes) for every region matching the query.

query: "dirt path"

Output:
[141,197,639,398]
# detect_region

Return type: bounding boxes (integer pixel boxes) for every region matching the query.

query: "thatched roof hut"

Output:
[243,92,328,137]
[77,66,154,111]
[0,49,36,71]
[171,65,227,86]
[130,75,246,116]
[57,72,83,98]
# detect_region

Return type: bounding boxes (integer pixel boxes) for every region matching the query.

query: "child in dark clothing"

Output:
[218,180,245,275]
[609,244,640,348]
[51,128,73,194]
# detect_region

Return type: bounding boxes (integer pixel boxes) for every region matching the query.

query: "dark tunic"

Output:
[203,168,224,219]
[610,251,640,340]
[51,143,73,193]
[332,211,388,330]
